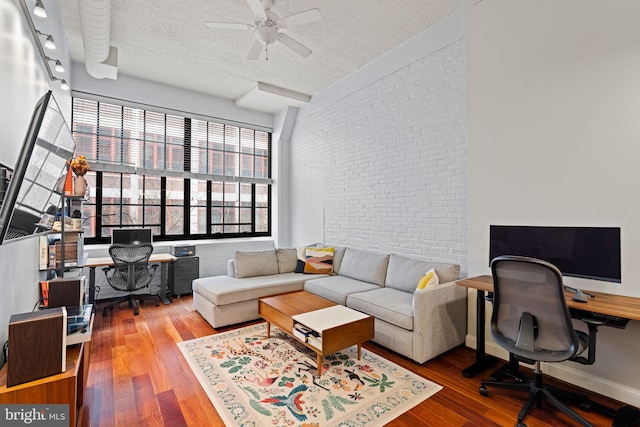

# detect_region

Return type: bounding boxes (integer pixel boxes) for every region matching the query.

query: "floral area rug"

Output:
[177,323,442,426]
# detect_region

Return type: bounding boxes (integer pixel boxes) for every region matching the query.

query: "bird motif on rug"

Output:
[260,384,308,421]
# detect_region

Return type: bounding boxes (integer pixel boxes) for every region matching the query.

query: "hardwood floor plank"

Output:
[82,296,625,427]
[132,373,162,424]
[156,389,188,427]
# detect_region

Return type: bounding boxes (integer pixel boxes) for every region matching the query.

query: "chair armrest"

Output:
[411,280,468,363]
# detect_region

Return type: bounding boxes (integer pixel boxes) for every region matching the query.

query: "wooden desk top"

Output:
[84,253,177,268]
[457,275,640,322]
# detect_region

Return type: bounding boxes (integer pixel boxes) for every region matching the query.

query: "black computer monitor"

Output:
[489,225,621,283]
[111,228,153,245]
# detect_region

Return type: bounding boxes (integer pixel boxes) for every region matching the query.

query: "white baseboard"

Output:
[464,335,640,408]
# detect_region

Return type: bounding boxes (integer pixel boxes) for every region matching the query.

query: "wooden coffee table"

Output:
[259,291,374,376]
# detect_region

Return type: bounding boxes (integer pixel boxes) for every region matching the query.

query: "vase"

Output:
[74,175,87,197]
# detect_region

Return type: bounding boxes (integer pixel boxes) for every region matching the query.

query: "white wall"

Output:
[289,13,468,271]
[467,0,640,405]
[0,0,63,357]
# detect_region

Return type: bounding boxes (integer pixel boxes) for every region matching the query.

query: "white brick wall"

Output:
[290,37,468,276]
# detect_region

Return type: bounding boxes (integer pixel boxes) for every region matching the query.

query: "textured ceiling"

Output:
[57,0,462,112]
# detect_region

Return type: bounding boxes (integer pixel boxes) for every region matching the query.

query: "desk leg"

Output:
[159,261,172,305]
[462,289,498,378]
[88,267,96,313]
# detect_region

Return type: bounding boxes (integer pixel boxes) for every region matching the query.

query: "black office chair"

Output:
[102,243,160,316]
[479,255,604,427]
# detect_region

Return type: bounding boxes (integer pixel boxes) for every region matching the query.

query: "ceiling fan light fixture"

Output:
[255,26,277,44]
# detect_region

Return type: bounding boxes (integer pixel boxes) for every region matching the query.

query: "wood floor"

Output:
[81,295,624,427]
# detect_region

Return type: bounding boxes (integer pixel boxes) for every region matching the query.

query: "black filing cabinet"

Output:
[169,256,199,296]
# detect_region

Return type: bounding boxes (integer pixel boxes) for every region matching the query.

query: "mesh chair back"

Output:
[107,243,154,292]
[490,255,580,363]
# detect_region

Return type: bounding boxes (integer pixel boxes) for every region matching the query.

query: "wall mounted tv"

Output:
[489,225,621,283]
[0,91,75,243]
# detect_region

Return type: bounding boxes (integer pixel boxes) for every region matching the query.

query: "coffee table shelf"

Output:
[259,291,374,376]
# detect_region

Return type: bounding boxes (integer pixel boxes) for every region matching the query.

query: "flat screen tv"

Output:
[112,228,153,245]
[0,91,76,243]
[489,225,621,283]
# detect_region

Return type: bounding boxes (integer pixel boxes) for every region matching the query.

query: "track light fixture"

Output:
[33,0,47,18]
[54,60,64,73]
[45,57,65,73]
[19,0,70,90]
[44,34,55,50]
[35,30,56,50]
[53,78,69,91]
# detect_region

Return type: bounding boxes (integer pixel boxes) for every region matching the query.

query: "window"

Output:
[72,97,272,243]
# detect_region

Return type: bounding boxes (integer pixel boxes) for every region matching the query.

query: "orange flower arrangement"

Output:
[70,155,90,176]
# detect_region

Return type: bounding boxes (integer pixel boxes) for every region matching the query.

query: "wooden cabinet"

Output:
[0,342,90,427]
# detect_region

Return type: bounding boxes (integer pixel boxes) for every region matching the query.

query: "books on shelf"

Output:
[39,233,82,269]
[293,323,322,348]
[293,323,314,342]
[307,335,323,349]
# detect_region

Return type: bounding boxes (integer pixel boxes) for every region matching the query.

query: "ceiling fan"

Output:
[204,0,322,60]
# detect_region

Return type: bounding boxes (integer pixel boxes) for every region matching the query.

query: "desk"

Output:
[456,275,640,378]
[85,253,177,305]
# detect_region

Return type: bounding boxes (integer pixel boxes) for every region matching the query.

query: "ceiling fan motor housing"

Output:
[255,10,279,44]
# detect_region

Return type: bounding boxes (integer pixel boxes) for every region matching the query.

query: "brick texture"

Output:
[290,40,468,277]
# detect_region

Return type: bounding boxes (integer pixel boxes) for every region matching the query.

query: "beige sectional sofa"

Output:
[192,246,467,364]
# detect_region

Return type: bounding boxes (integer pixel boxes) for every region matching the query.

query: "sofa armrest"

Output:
[227,259,236,278]
[411,280,467,363]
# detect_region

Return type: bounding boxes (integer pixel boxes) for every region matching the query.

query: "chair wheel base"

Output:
[479,385,488,396]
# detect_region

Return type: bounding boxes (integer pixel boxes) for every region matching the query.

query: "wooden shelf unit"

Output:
[0,342,90,427]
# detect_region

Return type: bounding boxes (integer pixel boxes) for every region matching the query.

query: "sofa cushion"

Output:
[385,254,431,293]
[347,287,414,330]
[304,275,381,305]
[277,248,298,273]
[330,245,346,275]
[427,262,460,283]
[385,254,458,292]
[339,248,389,286]
[192,273,309,306]
[235,249,279,278]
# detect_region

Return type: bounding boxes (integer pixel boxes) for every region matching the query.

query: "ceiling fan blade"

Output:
[247,39,263,60]
[278,33,312,57]
[204,22,253,30]
[246,0,265,18]
[277,8,321,28]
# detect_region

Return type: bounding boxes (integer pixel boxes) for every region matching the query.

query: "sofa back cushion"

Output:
[331,245,346,275]
[276,248,298,273]
[339,248,389,286]
[385,254,460,293]
[235,249,279,278]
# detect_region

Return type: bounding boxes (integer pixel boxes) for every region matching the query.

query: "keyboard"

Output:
[570,308,630,329]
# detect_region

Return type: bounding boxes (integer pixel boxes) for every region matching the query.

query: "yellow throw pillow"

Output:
[417,268,439,290]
